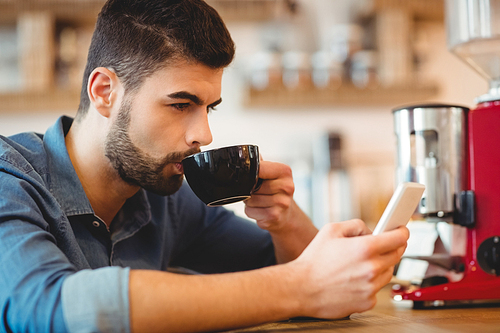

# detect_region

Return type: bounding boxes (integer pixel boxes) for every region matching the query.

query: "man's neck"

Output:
[65,117,139,226]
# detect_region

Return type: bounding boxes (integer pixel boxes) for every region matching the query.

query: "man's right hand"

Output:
[288,219,409,319]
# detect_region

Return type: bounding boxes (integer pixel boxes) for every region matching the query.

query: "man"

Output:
[0,0,409,332]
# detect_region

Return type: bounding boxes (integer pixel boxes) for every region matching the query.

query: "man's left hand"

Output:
[244,160,296,231]
[244,160,318,263]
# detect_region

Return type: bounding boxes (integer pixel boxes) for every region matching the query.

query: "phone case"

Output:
[372,182,425,235]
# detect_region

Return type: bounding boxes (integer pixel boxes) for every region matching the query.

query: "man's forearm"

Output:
[268,201,318,264]
[129,222,410,333]
[129,264,302,333]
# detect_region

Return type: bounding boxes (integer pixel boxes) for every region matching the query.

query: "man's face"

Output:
[105,61,223,196]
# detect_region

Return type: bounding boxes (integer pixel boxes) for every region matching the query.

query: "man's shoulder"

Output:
[0,132,46,176]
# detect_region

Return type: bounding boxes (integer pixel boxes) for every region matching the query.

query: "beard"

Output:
[104,100,200,196]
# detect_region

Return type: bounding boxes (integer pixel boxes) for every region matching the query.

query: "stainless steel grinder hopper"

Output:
[393,104,469,221]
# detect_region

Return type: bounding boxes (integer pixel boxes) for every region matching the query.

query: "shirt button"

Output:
[92,221,100,228]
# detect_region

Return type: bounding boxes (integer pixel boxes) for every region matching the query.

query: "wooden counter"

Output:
[227,285,500,332]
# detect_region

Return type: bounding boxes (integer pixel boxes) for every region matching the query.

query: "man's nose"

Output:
[187,109,213,147]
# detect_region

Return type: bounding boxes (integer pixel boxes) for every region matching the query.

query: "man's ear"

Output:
[87,67,120,118]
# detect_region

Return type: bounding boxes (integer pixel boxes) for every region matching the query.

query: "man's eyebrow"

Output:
[167,91,203,105]
[167,91,222,108]
[208,98,222,109]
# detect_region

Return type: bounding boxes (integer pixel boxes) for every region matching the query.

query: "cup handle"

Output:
[252,178,264,193]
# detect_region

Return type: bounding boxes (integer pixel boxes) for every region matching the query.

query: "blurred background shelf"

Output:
[0,0,296,23]
[209,0,298,21]
[372,0,444,21]
[0,0,103,24]
[246,83,439,108]
[0,0,444,113]
[0,3,94,112]
[0,89,80,112]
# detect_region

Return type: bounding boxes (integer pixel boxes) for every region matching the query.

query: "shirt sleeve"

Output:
[62,267,130,333]
[0,167,131,333]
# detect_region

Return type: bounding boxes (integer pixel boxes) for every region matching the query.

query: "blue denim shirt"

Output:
[0,116,275,333]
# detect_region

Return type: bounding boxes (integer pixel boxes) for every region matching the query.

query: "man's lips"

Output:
[167,149,199,174]
[174,162,184,173]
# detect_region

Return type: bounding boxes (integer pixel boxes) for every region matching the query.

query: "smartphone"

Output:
[372,182,425,235]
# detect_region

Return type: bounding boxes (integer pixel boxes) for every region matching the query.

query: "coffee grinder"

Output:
[391,0,500,307]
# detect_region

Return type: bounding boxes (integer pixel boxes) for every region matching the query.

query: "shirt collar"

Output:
[43,116,153,232]
[43,116,95,217]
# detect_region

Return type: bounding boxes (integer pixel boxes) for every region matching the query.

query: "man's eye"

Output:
[171,103,190,111]
[207,106,217,114]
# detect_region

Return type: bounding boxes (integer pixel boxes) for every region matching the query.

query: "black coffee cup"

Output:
[182,145,262,206]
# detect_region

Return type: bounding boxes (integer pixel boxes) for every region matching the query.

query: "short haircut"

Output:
[76,0,235,120]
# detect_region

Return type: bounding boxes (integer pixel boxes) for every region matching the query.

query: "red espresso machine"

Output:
[391,0,500,307]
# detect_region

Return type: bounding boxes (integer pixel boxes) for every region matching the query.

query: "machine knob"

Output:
[477,236,500,276]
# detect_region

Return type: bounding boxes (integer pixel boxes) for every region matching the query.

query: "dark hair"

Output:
[76,0,235,119]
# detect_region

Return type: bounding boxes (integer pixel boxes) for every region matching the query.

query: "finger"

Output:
[245,192,285,209]
[374,266,395,289]
[249,177,293,196]
[245,205,279,223]
[370,227,409,254]
[250,179,274,195]
[326,219,371,238]
[258,161,293,181]
[244,205,269,221]
[245,192,292,216]
[397,242,408,257]
[377,246,405,267]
